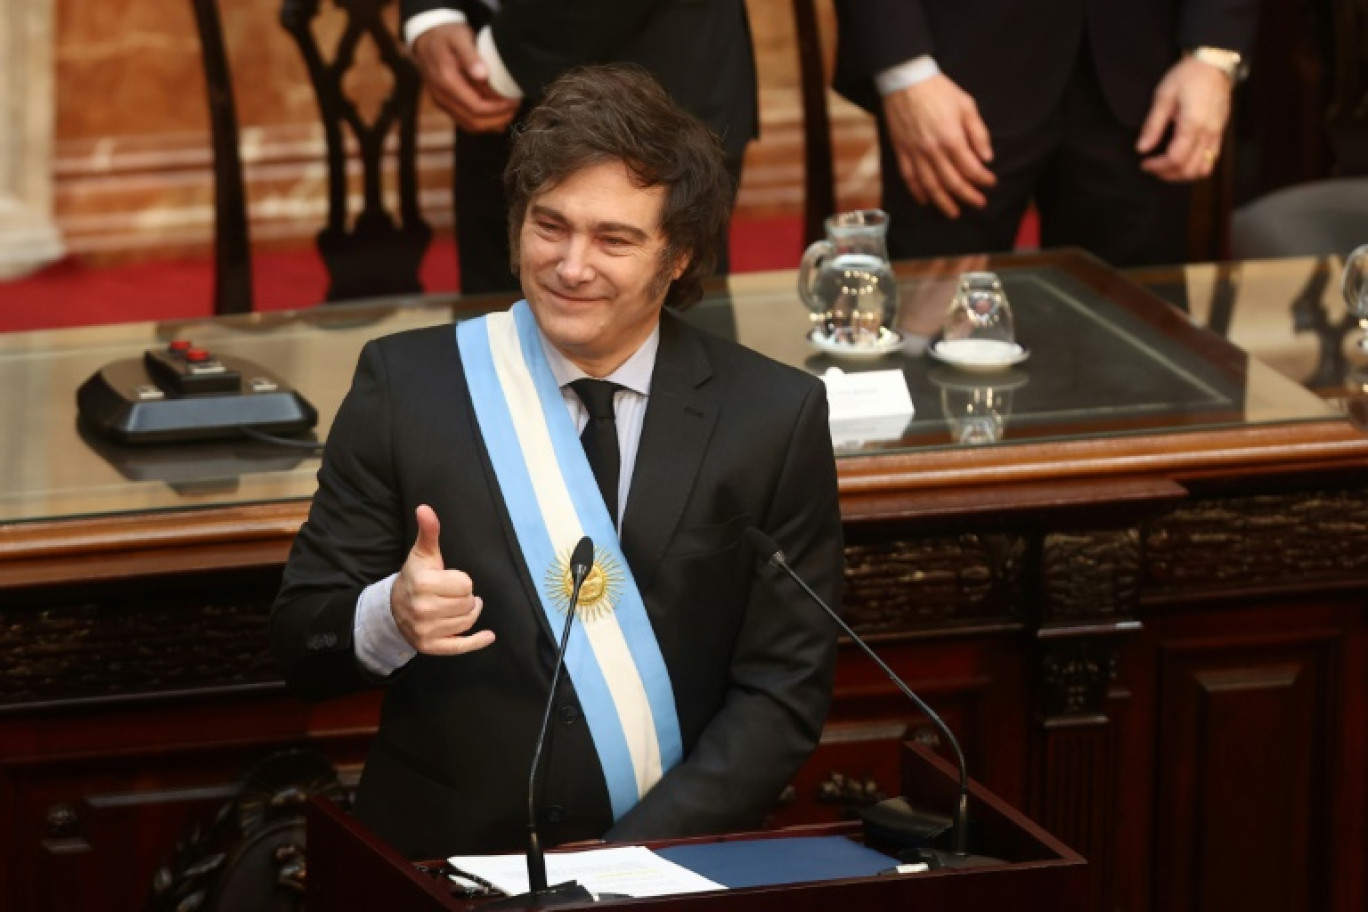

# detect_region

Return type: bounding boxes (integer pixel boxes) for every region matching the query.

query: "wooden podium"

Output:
[306,744,1086,911]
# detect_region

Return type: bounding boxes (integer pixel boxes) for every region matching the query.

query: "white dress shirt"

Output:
[875,55,942,95]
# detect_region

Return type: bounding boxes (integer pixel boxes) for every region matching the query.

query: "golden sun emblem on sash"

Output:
[545,545,623,621]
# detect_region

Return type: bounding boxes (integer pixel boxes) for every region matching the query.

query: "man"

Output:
[271,65,844,860]
[833,0,1259,266]
[400,0,757,292]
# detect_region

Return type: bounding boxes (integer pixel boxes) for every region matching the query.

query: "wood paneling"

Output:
[2,477,1366,911]
[1154,630,1334,912]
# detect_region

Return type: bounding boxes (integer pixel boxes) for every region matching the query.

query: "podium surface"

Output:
[306,743,1086,911]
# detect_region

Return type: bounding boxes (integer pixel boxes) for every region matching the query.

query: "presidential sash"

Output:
[456,301,682,820]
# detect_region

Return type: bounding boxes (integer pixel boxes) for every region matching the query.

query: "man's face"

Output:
[519,160,686,377]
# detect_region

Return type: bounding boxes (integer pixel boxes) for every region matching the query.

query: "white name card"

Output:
[821,368,915,448]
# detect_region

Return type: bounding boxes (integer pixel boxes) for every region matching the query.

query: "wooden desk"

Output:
[1,251,1364,912]
[1130,254,1365,404]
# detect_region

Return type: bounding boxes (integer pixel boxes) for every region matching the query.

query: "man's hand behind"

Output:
[1136,56,1233,182]
[412,22,519,132]
[392,505,496,655]
[882,75,997,219]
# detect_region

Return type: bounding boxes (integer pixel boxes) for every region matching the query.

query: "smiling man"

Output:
[270,66,845,859]
[516,160,682,378]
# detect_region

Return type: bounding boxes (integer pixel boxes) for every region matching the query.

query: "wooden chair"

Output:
[792,0,837,247]
[1224,0,1368,260]
[1326,0,1368,175]
[191,0,430,314]
[281,0,431,303]
[145,749,346,912]
[191,0,252,314]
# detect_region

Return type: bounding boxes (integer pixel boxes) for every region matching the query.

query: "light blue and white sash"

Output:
[456,301,682,820]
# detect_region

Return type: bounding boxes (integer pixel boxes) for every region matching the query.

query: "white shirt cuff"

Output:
[477,25,524,100]
[875,56,942,95]
[403,9,468,48]
[354,573,416,677]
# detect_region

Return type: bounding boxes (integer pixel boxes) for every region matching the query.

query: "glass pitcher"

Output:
[798,209,898,346]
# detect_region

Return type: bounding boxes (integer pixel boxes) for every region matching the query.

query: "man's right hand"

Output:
[882,75,997,219]
[391,504,496,655]
[411,22,519,133]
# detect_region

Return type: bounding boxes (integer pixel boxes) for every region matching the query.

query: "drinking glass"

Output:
[1343,244,1368,351]
[932,368,1028,446]
[942,272,1014,345]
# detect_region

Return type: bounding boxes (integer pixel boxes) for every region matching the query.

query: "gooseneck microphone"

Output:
[510,535,596,905]
[743,527,974,862]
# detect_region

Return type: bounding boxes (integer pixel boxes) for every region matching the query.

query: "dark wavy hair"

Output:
[504,64,732,311]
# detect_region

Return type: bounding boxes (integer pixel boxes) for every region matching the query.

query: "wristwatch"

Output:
[1188,46,1249,84]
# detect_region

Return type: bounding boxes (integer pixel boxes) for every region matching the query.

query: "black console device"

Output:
[77,339,318,444]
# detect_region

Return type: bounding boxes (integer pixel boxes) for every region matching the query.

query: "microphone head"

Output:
[743,527,785,567]
[570,536,594,577]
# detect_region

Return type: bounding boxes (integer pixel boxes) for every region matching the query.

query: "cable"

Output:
[235,425,326,453]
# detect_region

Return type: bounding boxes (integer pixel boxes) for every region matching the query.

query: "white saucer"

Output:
[928,339,1029,372]
[806,328,904,360]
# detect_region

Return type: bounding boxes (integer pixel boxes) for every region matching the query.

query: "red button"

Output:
[186,347,211,362]
[168,339,192,352]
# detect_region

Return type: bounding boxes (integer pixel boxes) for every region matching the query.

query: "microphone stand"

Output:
[744,528,998,870]
[486,537,597,908]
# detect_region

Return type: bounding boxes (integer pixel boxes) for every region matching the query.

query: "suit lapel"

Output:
[621,312,718,593]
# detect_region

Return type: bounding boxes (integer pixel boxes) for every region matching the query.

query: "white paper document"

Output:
[446,845,725,899]
[821,367,915,448]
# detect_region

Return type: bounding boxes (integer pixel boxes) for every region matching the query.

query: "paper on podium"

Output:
[445,846,724,899]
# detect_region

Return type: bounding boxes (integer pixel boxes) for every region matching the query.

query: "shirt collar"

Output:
[540,323,660,396]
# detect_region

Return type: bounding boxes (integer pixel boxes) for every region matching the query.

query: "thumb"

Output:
[411,504,444,564]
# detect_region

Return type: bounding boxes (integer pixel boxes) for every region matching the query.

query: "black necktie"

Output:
[569,378,623,521]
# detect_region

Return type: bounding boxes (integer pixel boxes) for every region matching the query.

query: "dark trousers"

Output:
[454,125,743,295]
[878,43,1192,269]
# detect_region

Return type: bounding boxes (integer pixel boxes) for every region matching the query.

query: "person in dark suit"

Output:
[400,0,757,293]
[833,0,1259,267]
[270,65,843,860]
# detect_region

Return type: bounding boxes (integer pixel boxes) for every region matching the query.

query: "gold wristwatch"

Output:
[1188,46,1249,84]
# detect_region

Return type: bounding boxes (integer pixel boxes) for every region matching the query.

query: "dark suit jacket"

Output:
[833,0,1259,135]
[270,310,844,858]
[399,0,758,158]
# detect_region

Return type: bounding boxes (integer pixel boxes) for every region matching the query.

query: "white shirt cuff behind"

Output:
[354,573,416,677]
[875,55,942,96]
[403,8,468,48]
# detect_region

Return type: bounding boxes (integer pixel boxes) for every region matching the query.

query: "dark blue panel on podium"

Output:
[656,836,899,889]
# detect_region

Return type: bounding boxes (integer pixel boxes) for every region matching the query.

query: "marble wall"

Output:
[26,0,879,268]
[0,0,65,277]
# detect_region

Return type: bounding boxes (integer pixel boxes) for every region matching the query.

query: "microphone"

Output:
[489,535,596,908]
[743,528,992,869]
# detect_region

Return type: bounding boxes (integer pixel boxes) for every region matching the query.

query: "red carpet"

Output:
[0,213,1035,334]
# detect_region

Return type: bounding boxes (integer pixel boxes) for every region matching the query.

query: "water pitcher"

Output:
[798,209,898,345]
